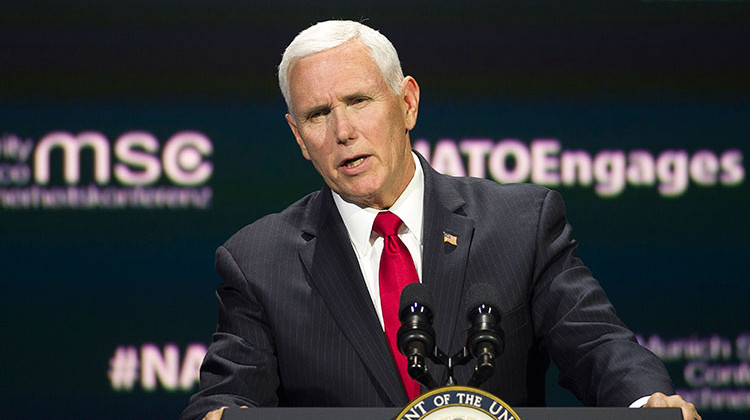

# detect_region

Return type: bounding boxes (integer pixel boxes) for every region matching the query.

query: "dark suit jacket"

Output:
[181,155,673,420]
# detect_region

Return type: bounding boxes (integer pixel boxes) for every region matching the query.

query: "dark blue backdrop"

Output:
[1,1,748,419]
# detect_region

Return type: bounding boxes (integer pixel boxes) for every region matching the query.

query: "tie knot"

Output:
[372,211,403,237]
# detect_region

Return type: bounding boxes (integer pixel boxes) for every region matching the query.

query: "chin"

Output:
[342,184,379,199]
[339,190,379,207]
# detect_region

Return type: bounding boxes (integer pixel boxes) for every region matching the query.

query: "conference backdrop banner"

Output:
[1,1,748,419]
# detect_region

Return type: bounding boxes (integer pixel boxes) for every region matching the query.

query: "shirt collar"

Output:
[332,152,424,258]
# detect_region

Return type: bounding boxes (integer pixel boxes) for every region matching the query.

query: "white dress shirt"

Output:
[332,153,424,329]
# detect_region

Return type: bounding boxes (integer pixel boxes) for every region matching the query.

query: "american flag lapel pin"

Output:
[442,231,458,247]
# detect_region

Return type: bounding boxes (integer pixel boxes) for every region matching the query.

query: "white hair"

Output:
[278,20,404,113]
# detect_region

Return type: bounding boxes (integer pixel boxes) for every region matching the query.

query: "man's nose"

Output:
[331,108,356,144]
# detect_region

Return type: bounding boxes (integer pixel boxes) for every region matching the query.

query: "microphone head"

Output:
[397,283,436,359]
[464,283,506,366]
[399,283,433,322]
[465,283,502,320]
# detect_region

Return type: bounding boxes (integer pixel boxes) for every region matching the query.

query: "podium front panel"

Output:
[222,406,682,420]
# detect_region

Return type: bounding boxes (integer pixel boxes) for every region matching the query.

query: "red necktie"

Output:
[372,211,421,400]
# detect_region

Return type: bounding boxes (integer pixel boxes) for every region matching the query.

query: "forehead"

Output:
[287,41,388,108]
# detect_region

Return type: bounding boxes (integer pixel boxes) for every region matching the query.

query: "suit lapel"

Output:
[297,187,407,405]
[419,157,475,358]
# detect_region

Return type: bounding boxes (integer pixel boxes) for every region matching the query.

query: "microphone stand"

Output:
[410,345,484,389]
[424,347,472,388]
[408,323,503,388]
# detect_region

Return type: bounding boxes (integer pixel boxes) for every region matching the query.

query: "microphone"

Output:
[465,283,505,388]
[397,283,438,389]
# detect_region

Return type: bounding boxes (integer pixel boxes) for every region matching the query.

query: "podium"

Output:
[222,407,682,420]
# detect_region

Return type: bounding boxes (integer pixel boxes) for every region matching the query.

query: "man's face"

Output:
[285,40,419,209]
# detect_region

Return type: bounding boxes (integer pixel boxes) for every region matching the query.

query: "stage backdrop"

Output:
[1,1,748,419]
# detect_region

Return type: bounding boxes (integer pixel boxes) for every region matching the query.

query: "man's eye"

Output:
[308,109,330,120]
[352,97,369,105]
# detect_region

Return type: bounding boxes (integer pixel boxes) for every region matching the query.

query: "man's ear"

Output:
[400,76,420,131]
[286,113,311,161]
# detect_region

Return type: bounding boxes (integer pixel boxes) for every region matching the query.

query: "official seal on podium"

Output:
[395,386,522,420]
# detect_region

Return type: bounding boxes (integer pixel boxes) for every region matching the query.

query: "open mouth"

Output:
[341,155,367,169]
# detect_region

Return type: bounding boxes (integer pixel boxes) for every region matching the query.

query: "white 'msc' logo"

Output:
[33,131,213,186]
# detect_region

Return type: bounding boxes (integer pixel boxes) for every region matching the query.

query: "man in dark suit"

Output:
[182,20,700,420]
